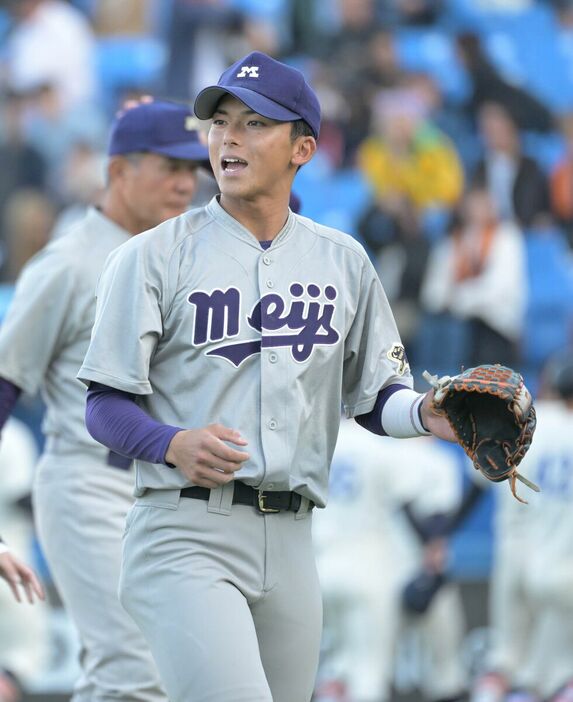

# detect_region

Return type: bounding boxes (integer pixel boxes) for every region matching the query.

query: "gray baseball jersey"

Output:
[0,207,130,450]
[78,196,413,506]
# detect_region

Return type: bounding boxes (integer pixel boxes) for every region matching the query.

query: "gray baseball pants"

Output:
[119,483,322,702]
[33,446,167,701]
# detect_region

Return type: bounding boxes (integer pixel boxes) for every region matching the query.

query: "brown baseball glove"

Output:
[423,364,539,503]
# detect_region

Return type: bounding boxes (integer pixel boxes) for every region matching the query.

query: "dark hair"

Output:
[290,119,314,141]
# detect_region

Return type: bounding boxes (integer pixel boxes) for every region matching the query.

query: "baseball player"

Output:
[313,419,467,702]
[77,51,458,702]
[0,100,210,701]
[471,354,573,702]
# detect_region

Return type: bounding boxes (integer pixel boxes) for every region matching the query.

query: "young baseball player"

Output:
[0,100,210,701]
[78,52,457,702]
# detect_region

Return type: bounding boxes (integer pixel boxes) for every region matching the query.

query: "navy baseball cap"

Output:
[108,100,210,162]
[194,51,321,139]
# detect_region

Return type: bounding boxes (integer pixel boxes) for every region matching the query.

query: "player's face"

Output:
[208,95,314,205]
[121,153,200,231]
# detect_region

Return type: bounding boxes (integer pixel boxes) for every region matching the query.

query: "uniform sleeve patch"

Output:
[387,342,409,376]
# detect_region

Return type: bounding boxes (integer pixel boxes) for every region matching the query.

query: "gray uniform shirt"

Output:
[0,208,130,450]
[78,198,412,506]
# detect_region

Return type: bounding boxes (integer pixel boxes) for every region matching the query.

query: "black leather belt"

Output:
[180,481,311,513]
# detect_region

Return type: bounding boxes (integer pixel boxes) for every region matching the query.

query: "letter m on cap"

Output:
[237,65,259,78]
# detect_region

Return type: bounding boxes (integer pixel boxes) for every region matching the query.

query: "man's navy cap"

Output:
[194,51,321,139]
[108,100,210,162]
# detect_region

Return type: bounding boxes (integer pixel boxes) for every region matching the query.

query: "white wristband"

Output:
[380,389,432,438]
[0,542,9,555]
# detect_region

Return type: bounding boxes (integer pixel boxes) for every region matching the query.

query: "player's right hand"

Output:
[165,423,250,488]
[0,551,45,604]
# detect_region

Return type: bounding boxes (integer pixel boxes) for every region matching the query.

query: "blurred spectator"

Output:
[550,113,573,246]
[364,29,403,91]
[91,0,152,35]
[321,0,380,73]
[1,188,55,282]
[0,0,98,111]
[455,32,555,134]
[393,0,446,25]
[312,0,390,164]
[553,0,573,28]
[472,102,551,229]
[163,0,246,100]
[0,91,47,260]
[288,0,335,56]
[420,186,527,369]
[357,195,429,351]
[403,72,481,175]
[12,82,106,199]
[357,87,464,211]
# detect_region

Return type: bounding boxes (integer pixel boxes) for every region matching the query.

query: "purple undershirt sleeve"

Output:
[85,382,183,466]
[0,377,22,434]
[354,383,410,436]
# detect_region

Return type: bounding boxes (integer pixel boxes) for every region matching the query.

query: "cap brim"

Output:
[150,142,210,164]
[194,86,301,124]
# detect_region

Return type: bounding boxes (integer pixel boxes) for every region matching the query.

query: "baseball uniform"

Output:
[77,195,414,702]
[483,398,573,699]
[78,52,442,702]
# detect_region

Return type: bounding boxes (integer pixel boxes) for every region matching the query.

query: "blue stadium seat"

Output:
[522,226,573,374]
[96,36,167,113]
[294,161,372,236]
[395,28,470,102]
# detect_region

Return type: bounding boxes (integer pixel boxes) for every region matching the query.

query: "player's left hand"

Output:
[420,390,457,442]
[0,550,45,604]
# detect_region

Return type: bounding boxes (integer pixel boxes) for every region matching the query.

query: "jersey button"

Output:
[268,419,278,430]
[266,280,274,288]
[269,353,278,363]
[263,255,272,265]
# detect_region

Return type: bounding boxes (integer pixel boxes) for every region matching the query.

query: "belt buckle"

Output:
[257,490,280,513]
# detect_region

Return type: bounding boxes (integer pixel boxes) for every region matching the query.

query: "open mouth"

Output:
[221,157,248,173]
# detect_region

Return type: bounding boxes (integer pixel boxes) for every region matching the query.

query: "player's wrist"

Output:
[380,389,432,438]
[164,430,186,467]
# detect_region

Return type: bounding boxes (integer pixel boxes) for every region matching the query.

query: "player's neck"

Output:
[99,191,142,236]
[219,195,290,242]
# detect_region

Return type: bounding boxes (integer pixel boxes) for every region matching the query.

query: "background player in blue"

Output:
[79,52,459,702]
[0,100,210,701]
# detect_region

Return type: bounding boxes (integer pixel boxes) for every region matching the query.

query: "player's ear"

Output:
[291,136,316,168]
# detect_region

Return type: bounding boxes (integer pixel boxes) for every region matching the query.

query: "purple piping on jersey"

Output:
[0,377,22,434]
[86,382,182,466]
[354,383,410,436]
[259,241,272,249]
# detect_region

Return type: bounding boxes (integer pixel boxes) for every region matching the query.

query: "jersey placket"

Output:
[257,248,290,491]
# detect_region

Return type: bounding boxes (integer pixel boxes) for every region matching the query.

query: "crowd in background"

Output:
[0,0,573,699]
[0,0,572,394]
